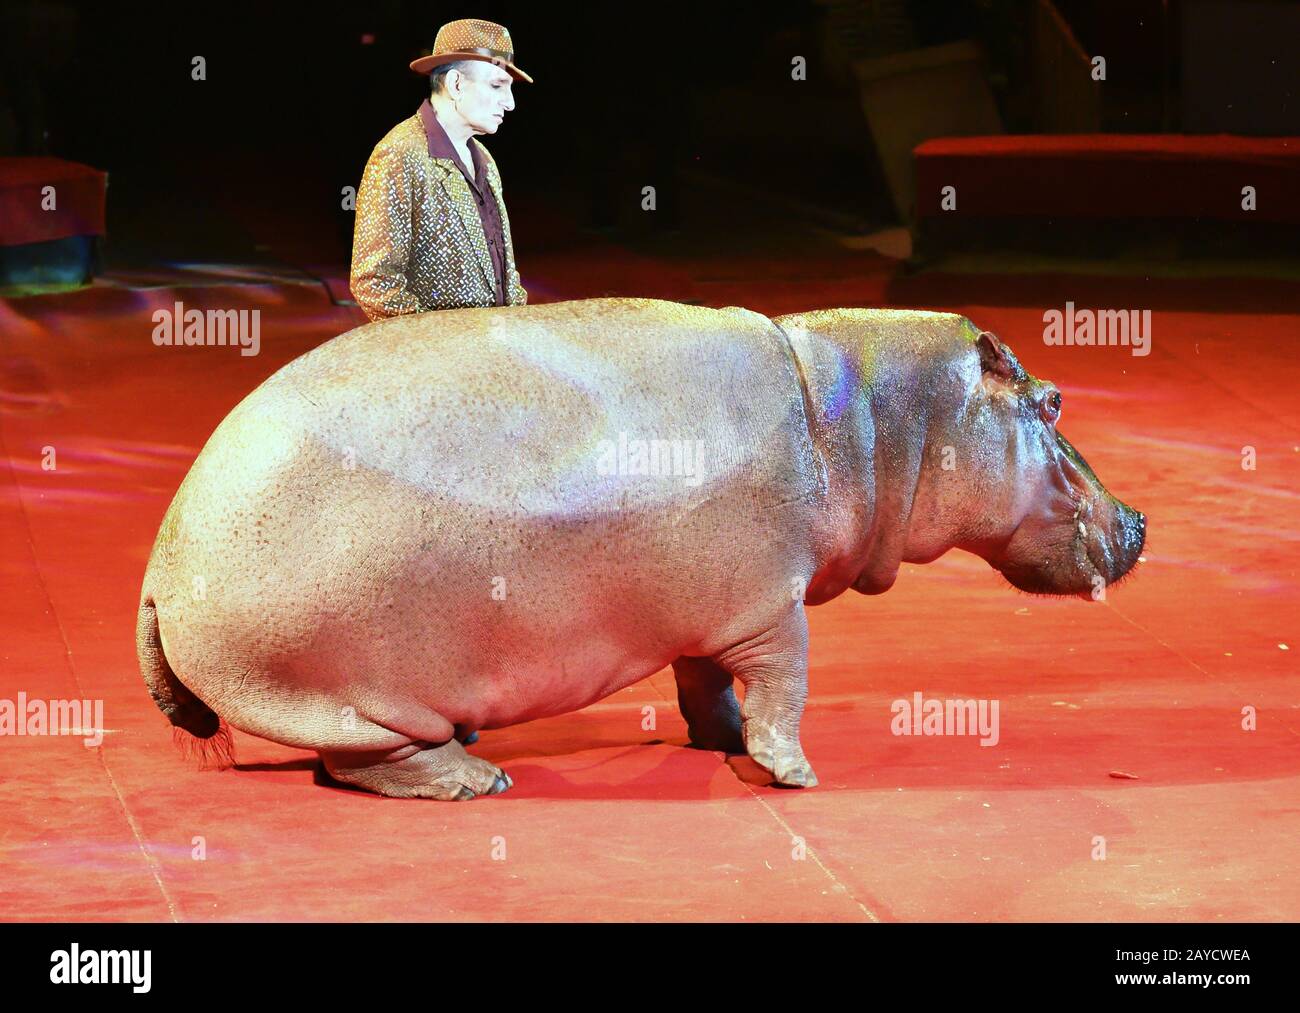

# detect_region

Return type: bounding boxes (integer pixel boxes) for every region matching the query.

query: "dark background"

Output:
[1,0,1297,271]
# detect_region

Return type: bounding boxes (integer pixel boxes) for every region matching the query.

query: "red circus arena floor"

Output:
[1,220,1297,921]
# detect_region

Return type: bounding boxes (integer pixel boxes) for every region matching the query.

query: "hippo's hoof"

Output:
[448,759,513,801]
[319,739,512,801]
[774,759,819,789]
[744,722,818,789]
[747,748,817,788]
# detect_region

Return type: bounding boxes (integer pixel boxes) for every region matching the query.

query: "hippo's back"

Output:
[245,296,816,516]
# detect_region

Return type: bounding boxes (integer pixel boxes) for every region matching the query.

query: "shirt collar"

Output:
[419,99,485,183]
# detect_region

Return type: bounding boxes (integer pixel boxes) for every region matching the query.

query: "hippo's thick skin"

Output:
[137,298,1144,799]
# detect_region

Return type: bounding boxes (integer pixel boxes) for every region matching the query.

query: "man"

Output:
[350,18,531,321]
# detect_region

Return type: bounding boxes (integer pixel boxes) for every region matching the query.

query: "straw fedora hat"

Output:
[409,18,533,83]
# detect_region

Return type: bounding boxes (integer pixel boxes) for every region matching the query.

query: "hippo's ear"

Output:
[976,331,1018,380]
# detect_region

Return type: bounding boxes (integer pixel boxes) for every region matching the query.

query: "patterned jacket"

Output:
[350,109,527,320]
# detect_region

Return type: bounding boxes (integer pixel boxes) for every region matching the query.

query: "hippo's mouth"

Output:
[996,494,1123,598]
[1073,501,1107,587]
[1013,496,1143,599]
[998,428,1148,597]
[1075,515,1109,599]
[1078,497,1147,593]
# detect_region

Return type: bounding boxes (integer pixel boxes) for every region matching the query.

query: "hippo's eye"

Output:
[1041,390,1063,424]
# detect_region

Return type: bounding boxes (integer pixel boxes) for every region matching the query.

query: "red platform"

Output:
[1,241,1297,920]
[914,134,1300,222]
[0,158,108,247]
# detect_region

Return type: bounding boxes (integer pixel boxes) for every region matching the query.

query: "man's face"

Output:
[449,62,515,134]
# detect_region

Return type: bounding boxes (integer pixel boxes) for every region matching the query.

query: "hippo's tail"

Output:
[136,597,235,769]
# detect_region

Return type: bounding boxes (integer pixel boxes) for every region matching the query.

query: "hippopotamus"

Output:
[136,298,1145,799]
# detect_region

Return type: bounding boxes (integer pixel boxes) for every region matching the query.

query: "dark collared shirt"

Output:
[418,99,508,307]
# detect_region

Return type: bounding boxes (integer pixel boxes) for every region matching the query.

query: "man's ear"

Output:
[976,331,1017,379]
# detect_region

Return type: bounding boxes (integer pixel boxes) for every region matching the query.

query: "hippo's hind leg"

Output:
[672,656,744,753]
[713,605,818,789]
[318,739,511,801]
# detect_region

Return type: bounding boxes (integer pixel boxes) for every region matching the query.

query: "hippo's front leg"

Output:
[672,656,744,753]
[713,606,818,788]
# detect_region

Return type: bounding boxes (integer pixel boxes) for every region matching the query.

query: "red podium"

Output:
[0,156,108,288]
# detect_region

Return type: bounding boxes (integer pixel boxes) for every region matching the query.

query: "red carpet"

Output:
[1,255,1296,921]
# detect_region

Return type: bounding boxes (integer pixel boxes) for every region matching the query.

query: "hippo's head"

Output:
[954,330,1146,599]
